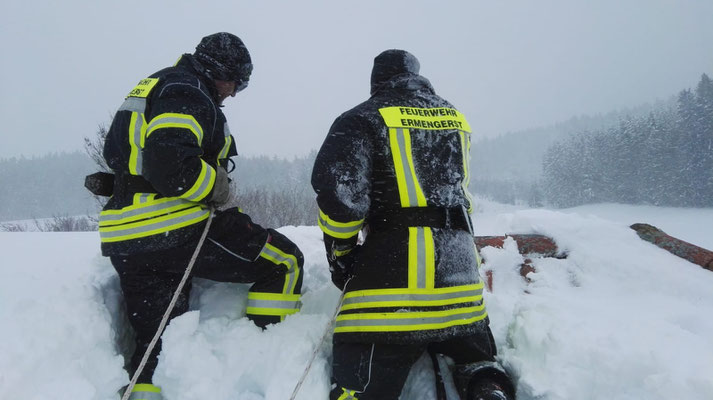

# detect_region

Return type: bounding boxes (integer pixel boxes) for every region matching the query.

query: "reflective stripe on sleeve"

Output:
[128,112,147,175]
[217,121,233,165]
[146,113,204,144]
[258,242,300,295]
[180,160,215,202]
[317,209,363,239]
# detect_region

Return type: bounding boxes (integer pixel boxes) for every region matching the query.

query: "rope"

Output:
[121,208,215,400]
[288,281,350,400]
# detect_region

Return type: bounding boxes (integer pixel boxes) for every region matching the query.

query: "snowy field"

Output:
[1,201,712,400]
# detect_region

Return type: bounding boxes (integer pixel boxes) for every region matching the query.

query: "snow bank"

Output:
[1,204,712,399]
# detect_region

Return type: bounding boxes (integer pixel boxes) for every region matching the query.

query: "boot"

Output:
[468,379,510,400]
[454,361,515,400]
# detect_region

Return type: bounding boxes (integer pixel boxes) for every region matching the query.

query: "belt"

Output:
[114,173,157,194]
[367,206,473,234]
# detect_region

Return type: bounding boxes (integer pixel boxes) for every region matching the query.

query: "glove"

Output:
[329,247,360,290]
[208,167,230,207]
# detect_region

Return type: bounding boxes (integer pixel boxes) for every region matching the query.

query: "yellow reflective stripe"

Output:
[284,263,301,297]
[248,292,301,301]
[335,304,487,333]
[389,128,409,207]
[340,284,484,311]
[334,247,353,257]
[259,243,297,271]
[337,388,359,400]
[343,283,483,300]
[245,306,300,317]
[247,293,301,316]
[389,128,427,208]
[402,129,427,207]
[408,227,418,288]
[379,106,471,132]
[180,160,215,202]
[99,197,198,226]
[408,227,435,289]
[218,122,232,165]
[317,209,363,239]
[128,112,147,175]
[259,242,300,295]
[424,227,435,288]
[459,130,473,213]
[146,112,204,144]
[129,383,162,400]
[99,206,209,242]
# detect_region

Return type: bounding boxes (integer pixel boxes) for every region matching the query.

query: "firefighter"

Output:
[311,50,515,400]
[99,33,303,399]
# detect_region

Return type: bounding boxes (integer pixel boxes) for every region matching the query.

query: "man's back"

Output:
[100,54,236,256]
[312,50,486,346]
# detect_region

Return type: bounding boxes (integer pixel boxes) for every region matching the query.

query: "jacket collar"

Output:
[177,54,221,104]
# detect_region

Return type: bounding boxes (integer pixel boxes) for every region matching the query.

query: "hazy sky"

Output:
[2,0,712,160]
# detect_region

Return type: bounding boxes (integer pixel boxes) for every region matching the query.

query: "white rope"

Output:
[121,208,215,400]
[288,281,350,400]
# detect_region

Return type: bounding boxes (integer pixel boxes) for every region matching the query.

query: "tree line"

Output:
[542,74,713,208]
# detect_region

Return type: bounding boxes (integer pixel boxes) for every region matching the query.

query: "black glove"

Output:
[208,167,230,207]
[329,247,360,290]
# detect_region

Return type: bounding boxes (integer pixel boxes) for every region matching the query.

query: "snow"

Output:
[1,202,712,400]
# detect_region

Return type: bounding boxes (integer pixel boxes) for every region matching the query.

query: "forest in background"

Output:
[542,74,713,208]
[470,99,674,205]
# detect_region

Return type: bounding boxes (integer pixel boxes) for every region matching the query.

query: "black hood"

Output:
[193,32,253,85]
[370,49,421,95]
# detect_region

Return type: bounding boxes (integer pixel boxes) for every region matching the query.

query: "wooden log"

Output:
[630,223,713,272]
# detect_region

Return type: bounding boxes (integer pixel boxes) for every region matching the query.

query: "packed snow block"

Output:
[475,234,564,289]
[630,223,713,272]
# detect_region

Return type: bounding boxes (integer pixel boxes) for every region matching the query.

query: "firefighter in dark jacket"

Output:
[100,33,303,399]
[312,50,514,400]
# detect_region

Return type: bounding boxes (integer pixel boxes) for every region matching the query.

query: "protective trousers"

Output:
[111,208,303,383]
[329,328,496,400]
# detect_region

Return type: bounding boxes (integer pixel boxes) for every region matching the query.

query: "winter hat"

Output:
[370,49,420,95]
[194,32,253,84]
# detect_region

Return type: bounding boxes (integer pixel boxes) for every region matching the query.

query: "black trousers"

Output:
[111,208,303,383]
[329,328,496,400]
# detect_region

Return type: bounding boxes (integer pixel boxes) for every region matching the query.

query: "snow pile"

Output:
[478,209,713,400]
[0,205,712,399]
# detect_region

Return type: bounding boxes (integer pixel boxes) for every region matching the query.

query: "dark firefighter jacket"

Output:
[312,72,488,345]
[100,54,237,256]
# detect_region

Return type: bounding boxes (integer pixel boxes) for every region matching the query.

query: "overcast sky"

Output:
[1,0,712,160]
